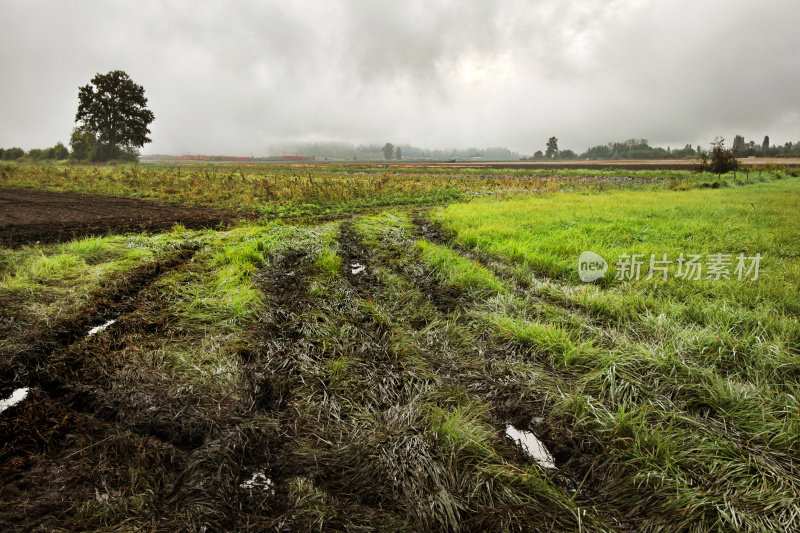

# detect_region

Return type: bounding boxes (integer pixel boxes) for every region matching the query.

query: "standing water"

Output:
[87,319,116,337]
[505,425,557,470]
[240,471,276,495]
[0,387,30,414]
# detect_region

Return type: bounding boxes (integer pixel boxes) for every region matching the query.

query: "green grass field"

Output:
[1,165,798,531]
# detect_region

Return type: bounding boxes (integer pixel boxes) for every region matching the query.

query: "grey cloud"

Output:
[0,0,797,155]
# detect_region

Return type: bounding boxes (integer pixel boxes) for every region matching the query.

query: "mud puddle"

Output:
[86,319,116,337]
[505,425,557,470]
[0,387,29,414]
[240,471,276,494]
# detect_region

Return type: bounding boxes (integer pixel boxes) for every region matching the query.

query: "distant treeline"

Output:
[0,143,69,162]
[0,127,138,163]
[731,135,800,158]
[269,142,521,161]
[276,137,800,162]
[561,139,698,160]
[5,135,800,164]
[532,136,800,161]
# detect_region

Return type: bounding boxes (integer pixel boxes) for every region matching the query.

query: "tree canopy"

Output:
[2,147,24,161]
[545,137,559,159]
[382,142,394,160]
[74,70,154,161]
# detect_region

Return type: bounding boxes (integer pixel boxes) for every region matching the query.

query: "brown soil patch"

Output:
[0,187,253,247]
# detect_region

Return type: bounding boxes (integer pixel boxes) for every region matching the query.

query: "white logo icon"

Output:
[578,251,607,282]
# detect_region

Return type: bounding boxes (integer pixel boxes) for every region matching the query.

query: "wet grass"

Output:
[434,179,800,382]
[425,178,800,531]
[1,173,798,531]
[1,235,152,297]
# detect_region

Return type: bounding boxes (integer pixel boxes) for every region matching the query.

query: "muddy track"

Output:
[336,223,596,526]
[249,247,319,410]
[362,218,653,530]
[0,392,191,532]
[336,221,415,412]
[2,244,201,447]
[2,244,290,531]
[267,230,407,504]
[122,250,328,530]
[234,225,461,528]
[191,248,323,529]
[0,245,198,398]
[220,242,412,528]
[0,246,204,532]
[338,221,382,297]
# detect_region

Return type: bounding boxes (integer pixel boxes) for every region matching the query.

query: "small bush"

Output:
[699,137,738,176]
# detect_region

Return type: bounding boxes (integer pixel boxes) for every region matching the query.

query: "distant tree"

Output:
[0,148,4,159]
[75,70,154,161]
[762,135,770,152]
[395,146,402,160]
[532,150,544,160]
[732,134,746,154]
[70,127,98,161]
[382,142,394,160]
[28,148,44,160]
[52,142,69,160]
[3,147,24,160]
[559,149,577,160]
[708,137,738,176]
[545,137,559,159]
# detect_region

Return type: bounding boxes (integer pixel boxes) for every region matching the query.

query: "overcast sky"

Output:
[1,0,798,156]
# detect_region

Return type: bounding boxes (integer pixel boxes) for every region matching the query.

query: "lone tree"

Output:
[732,134,746,154]
[382,142,394,160]
[701,137,738,177]
[75,70,154,161]
[545,136,559,159]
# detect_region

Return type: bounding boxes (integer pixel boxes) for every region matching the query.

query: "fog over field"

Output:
[1,0,798,155]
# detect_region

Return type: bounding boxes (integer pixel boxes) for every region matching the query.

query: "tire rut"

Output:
[364,216,652,531]
[1,244,199,395]
[411,214,660,350]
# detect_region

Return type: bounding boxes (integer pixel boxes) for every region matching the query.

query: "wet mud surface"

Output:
[0,187,251,247]
[0,215,689,530]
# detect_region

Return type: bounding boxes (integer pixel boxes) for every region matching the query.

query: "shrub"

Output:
[2,147,24,160]
[707,137,738,175]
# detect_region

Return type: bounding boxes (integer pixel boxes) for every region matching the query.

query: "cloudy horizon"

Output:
[1,0,798,157]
